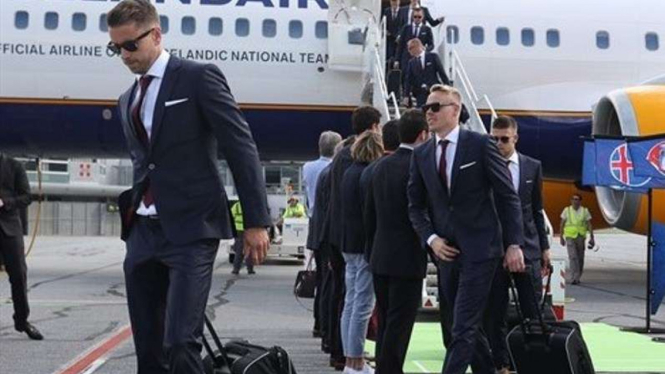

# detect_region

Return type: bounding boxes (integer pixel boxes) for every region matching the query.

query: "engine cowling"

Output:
[592,85,665,234]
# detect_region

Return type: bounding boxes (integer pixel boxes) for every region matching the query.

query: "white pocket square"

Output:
[526,180,534,184]
[165,98,189,107]
[460,161,477,170]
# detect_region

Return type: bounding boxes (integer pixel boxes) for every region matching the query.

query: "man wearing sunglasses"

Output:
[394,8,434,76]
[484,116,550,374]
[408,85,524,374]
[399,0,445,29]
[404,38,450,108]
[107,1,270,373]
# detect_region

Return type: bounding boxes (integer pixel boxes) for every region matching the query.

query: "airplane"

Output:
[0,0,664,235]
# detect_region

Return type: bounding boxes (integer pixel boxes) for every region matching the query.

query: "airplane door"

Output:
[327,0,381,71]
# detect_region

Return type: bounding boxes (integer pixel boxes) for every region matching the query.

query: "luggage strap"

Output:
[202,314,232,371]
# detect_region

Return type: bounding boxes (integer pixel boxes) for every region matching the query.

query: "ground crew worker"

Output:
[231,201,255,275]
[283,197,306,219]
[559,194,595,285]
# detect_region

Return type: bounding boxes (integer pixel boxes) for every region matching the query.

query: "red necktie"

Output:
[131,75,155,207]
[439,140,449,193]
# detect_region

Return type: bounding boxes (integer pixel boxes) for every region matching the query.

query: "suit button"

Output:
[148,163,155,170]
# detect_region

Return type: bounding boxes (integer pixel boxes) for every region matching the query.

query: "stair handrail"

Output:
[367,16,400,121]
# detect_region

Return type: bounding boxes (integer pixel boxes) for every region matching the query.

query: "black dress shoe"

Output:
[312,329,322,338]
[248,269,256,275]
[16,322,44,340]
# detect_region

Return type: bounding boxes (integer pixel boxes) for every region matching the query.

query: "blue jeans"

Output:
[341,253,375,358]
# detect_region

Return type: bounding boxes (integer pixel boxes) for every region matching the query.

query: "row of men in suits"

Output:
[384,0,443,62]
[307,84,550,374]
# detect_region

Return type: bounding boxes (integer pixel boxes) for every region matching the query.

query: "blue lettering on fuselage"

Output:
[153,0,328,9]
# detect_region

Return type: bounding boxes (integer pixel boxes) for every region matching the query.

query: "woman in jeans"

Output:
[340,131,384,374]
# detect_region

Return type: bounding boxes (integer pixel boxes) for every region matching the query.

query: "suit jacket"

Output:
[341,161,369,254]
[396,23,434,69]
[366,148,428,279]
[516,153,550,260]
[326,143,354,251]
[0,154,31,237]
[398,6,443,28]
[405,52,450,98]
[383,7,404,39]
[117,56,270,244]
[306,164,332,251]
[408,130,524,262]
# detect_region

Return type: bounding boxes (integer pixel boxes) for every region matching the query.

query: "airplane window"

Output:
[99,14,108,32]
[45,12,59,30]
[160,15,169,34]
[315,21,328,39]
[236,18,250,37]
[546,29,560,47]
[446,25,459,44]
[209,17,223,36]
[496,27,510,46]
[471,26,484,45]
[263,19,277,38]
[182,16,195,35]
[646,32,659,51]
[72,13,87,32]
[596,31,610,49]
[15,11,29,29]
[521,28,534,47]
[289,20,303,39]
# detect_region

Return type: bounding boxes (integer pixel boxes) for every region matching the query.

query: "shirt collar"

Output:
[435,125,460,145]
[399,144,415,150]
[419,51,426,59]
[137,49,170,81]
[507,151,519,165]
[319,156,332,162]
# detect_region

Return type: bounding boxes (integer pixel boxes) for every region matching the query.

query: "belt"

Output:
[137,214,159,221]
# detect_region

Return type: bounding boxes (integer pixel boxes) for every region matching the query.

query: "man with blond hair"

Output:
[408,85,524,374]
[106,1,270,372]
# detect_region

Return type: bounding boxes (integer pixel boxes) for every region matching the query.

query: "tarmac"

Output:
[1,231,664,373]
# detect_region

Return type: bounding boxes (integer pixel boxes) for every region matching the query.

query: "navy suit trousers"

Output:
[124,217,219,374]
[439,258,499,374]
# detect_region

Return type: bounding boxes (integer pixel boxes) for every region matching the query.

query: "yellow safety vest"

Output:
[563,206,588,239]
[283,203,306,218]
[231,202,244,232]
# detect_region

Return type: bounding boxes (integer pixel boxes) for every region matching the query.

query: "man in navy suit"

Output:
[484,116,551,374]
[107,1,270,373]
[408,85,525,374]
[364,110,430,374]
[404,39,450,108]
[394,8,434,74]
[399,1,444,28]
[383,0,404,62]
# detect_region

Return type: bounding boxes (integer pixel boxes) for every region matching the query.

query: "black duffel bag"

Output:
[202,315,297,374]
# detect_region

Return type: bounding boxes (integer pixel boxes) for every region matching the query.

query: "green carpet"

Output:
[365,323,665,373]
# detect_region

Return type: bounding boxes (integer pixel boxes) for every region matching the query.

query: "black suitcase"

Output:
[506,265,557,330]
[202,315,297,374]
[506,274,595,374]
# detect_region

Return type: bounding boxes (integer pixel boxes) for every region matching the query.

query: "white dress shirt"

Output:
[419,51,426,69]
[428,126,460,246]
[506,151,520,192]
[135,49,170,216]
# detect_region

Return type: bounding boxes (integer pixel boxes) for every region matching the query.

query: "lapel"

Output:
[518,153,527,196]
[149,56,182,152]
[121,82,140,145]
[423,138,448,200]
[449,128,468,196]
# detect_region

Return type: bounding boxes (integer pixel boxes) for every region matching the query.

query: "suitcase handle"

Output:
[508,267,550,337]
[203,314,232,370]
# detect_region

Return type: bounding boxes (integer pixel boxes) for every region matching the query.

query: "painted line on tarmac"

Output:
[54,324,132,374]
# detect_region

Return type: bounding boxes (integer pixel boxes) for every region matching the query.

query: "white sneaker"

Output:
[360,363,375,374]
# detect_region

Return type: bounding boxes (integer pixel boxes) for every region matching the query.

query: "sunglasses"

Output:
[491,135,513,144]
[107,28,154,55]
[413,16,423,19]
[422,102,457,113]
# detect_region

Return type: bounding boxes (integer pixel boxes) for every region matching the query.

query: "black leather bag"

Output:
[202,315,297,374]
[293,257,316,299]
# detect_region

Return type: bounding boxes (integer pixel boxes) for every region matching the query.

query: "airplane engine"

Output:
[592,84,665,234]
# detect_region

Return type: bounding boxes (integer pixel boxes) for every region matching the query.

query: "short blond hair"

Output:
[430,84,462,104]
[351,131,384,163]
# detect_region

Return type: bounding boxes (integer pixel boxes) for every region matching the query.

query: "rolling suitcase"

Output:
[202,315,297,374]
[507,274,595,374]
[506,265,557,331]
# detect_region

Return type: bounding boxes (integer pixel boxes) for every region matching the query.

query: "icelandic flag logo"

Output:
[645,141,665,177]
[610,143,652,187]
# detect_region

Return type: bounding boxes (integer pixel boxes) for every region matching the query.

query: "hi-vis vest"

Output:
[231,202,244,232]
[563,206,588,239]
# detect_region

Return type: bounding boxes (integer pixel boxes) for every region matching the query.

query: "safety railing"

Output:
[366,15,401,121]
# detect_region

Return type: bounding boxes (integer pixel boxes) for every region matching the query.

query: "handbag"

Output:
[293,256,316,299]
